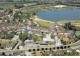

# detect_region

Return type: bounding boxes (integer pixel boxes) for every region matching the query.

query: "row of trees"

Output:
[63,22,76,31]
[74,34,80,42]
[63,22,80,31]
[14,4,24,9]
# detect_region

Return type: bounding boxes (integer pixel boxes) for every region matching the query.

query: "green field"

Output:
[57,20,80,24]
[0,4,15,9]
[36,20,56,27]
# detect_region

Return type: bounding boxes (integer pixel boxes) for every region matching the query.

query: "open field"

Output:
[36,20,56,27]
[0,4,15,9]
[57,20,80,24]
[34,16,56,27]
[35,17,80,27]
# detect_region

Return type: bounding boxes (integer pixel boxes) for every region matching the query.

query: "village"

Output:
[0,6,80,56]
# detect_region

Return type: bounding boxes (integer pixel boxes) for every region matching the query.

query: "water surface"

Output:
[37,8,80,22]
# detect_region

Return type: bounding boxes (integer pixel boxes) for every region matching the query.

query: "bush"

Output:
[14,4,24,9]
[6,34,14,40]
[19,32,28,42]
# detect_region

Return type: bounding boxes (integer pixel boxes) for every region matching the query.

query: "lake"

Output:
[37,8,80,22]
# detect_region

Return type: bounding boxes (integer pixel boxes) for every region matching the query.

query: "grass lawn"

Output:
[0,4,15,9]
[57,20,80,24]
[36,20,56,27]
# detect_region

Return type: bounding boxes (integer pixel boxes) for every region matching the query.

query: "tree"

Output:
[32,35,43,42]
[31,22,37,27]
[27,13,32,19]
[19,32,28,42]
[75,34,80,42]
[14,12,20,19]
[20,13,27,19]
[14,4,24,9]
[6,34,14,39]
[51,35,54,39]
[7,20,10,23]
[63,22,80,31]
[32,12,37,16]
[71,49,79,56]
[2,52,6,56]
[0,43,1,46]
[63,22,76,30]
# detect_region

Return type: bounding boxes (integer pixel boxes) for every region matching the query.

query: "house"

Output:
[17,31,21,34]
[5,45,12,50]
[0,20,3,24]
[13,9,20,12]
[74,25,80,27]
[56,50,63,55]
[19,46,24,50]
[24,40,34,46]
[45,51,53,55]
[67,49,72,53]
[35,52,41,56]
[43,33,54,42]
[21,26,27,33]
[54,5,67,8]
[0,12,6,17]
[62,38,69,42]
[12,35,19,41]
[50,28,55,31]
[54,36,62,46]
[27,25,31,30]
[71,22,80,25]
[76,48,80,52]
[34,31,42,36]
[28,21,31,26]
[35,33,42,36]
[75,31,80,35]
[8,31,13,34]
[23,19,27,22]
[0,10,4,12]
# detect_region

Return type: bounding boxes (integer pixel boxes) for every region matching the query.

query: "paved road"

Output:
[1,40,80,53]
[33,20,39,26]
[13,40,22,50]
[71,46,80,49]
[25,51,32,56]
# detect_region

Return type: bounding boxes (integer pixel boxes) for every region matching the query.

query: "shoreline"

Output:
[34,16,80,24]
[34,16,55,24]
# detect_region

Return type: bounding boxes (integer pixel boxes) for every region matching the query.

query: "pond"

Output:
[37,8,80,22]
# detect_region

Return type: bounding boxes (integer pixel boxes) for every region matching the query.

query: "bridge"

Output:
[27,45,70,52]
[0,40,80,55]
[0,45,70,54]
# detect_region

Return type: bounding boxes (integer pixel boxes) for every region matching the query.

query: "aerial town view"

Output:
[0,0,80,56]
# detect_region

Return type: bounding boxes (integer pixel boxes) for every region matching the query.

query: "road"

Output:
[71,46,80,49]
[1,40,80,54]
[25,51,32,56]
[33,20,39,26]
[13,40,22,50]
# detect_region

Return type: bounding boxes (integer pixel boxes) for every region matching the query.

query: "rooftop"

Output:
[63,38,69,41]
[35,52,41,56]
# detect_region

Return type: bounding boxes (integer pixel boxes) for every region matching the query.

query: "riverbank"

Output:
[35,16,55,24]
[57,20,80,24]
[34,16,80,27]
[33,6,80,27]
[34,16,56,27]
